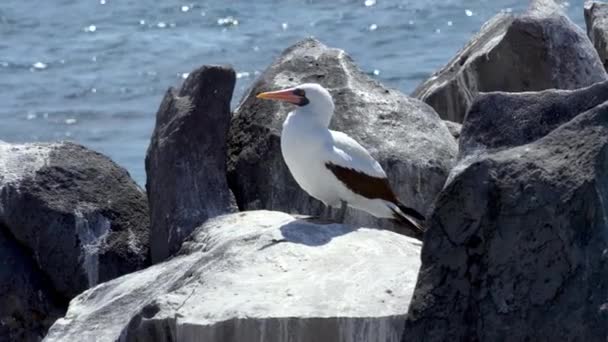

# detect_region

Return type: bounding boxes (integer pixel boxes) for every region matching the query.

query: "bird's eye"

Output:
[293,88,306,97]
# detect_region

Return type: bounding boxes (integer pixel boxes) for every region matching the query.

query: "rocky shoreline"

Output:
[1,0,607,341]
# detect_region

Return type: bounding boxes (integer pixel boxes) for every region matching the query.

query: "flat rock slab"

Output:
[44,211,421,342]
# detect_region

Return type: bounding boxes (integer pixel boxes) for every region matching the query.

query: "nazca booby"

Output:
[256,83,425,235]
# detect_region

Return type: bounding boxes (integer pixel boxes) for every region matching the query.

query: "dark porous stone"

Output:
[0,142,150,299]
[403,82,608,341]
[0,226,64,342]
[585,1,608,70]
[413,0,607,122]
[146,65,238,263]
[460,80,608,158]
[0,141,150,340]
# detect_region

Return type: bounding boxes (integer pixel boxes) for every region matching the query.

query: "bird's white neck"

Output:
[292,102,334,128]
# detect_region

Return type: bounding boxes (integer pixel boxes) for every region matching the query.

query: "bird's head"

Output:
[256,83,334,114]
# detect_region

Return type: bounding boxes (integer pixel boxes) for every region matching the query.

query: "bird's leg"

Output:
[337,200,348,223]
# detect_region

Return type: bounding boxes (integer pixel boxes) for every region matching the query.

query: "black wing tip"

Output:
[391,214,425,239]
[391,203,426,238]
[397,202,426,222]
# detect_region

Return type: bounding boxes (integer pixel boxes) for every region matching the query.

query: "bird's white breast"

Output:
[280,112,340,206]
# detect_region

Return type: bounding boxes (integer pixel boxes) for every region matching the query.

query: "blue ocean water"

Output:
[0,1,583,185]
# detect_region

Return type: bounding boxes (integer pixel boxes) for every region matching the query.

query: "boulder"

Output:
[146,65,238,263]
[0,141,149,300]
[585,1,608,70]
[0,226,64,342]
[443,120,461,141]
[227,38,457,233]
[403,83,608,341]
[413,0,607,123]
[44,210,421,342]
[460,80,608,158]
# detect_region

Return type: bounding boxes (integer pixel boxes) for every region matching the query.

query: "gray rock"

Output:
[585,1,608,70]
[227,38,457,233]
[413,0,607,123]
[44,210,421,342]
[0,141,149,299]
[0,226,64,342]
[403,84,608,341]
[443,120,461,140]
[146,65,238,263]
[460,80,608,158]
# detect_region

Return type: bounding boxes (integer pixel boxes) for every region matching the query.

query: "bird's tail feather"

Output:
[389,202,426,237]
[397,202,425,221]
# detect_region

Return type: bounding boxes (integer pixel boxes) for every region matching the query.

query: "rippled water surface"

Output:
[0,1,583,184]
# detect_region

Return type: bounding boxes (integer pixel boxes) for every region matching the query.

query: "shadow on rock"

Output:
[260,218,359,249]
[44,211,421,342]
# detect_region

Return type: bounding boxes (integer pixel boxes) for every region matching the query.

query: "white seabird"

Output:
[256,83,425,235]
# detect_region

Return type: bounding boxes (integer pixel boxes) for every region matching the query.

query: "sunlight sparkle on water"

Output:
[364,0,376,7]
[218,16,239,26]
[369,24,378,31]
[236,72,250,79]
[32,62,47,70]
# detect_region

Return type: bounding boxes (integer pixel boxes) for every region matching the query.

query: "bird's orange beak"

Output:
[256,88,302,105]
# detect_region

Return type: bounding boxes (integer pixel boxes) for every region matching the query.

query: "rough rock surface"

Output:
[460,80,608,158]
[403,83,608,341]
[146,65,238,263]
[443,120,461,141]
[228,38,457,233]
[0,227,64,342]
[0,141,149,300]
[413,0,607,123]
[44,210,421,342]
[585,1,608,70]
